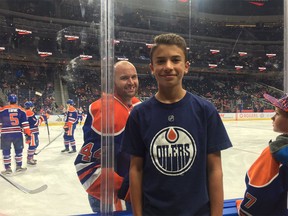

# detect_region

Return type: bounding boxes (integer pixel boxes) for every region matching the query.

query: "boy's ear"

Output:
[149,63,154,75]
[184,61,190,74]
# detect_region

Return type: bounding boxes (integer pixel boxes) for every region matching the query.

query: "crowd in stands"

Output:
[65,66,283,113]
[0,63,58,114]
[0,1,285,115]
[114,39,283,74]
[0,60,283,114]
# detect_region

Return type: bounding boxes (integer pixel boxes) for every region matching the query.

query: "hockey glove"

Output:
[63,126,69,133]
[42,114,48,122]
[39,115,45,124]
[25,134,31,145]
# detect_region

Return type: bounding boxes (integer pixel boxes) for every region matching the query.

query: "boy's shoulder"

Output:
[186,92,215,107]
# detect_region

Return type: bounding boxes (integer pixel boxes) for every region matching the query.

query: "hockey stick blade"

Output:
[35,131,63,155]
[0,173,48,194]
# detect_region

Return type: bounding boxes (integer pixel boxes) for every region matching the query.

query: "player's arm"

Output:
[21,111,31,136]
[130,155,143,216]
[207,151,223,216]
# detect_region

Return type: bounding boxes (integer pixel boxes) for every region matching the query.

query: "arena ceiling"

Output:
[197,0,283,16]
[0,0,283,17]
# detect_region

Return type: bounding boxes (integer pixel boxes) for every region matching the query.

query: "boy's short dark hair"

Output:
[150,33,188,63]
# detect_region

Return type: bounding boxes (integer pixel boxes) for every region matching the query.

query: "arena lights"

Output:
[146,43,155,48]
[64,35,79,41]
[38,51,52,57]
[80,54,92,60]
[114,40,120,44]
[15,28,32,35]
[0,47,5,51]
[35,91,43,96]
[209,63,218,68]
[117,57,129,61]
[210,49,220,54]
[248,1,266,7]
[266,53,276,58]
[235,66,243,70]
[238,52,248,56]
[258,67,267,72]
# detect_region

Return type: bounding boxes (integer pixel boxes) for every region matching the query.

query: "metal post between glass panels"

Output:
[100,0,115,214]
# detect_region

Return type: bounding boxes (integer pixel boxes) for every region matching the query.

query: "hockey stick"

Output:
[45,119,51,143]
[34,131,64,155]
[0,173,48,194]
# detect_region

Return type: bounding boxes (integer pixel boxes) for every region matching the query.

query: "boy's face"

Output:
[149,44,189,88]
[271,107,288,133]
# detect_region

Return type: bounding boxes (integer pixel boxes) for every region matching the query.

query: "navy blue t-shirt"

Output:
[122,92,232,216]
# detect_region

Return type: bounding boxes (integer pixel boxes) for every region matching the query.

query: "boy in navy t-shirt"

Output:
[122,33,232,216]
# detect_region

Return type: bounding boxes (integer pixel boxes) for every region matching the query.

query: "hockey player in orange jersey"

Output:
[24,101,45,165]
[62,99,78,153]
[0,94,31,174]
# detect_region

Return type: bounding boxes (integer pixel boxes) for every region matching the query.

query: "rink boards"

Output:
[78,198,239,215]
[44,112,275,126]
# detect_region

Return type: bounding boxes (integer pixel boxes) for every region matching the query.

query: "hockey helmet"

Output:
[8,94,17,103]
[66,99,74,105]
[24,101,34,109]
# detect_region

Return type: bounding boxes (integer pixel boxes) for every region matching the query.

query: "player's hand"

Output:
[42,114,48,121]
[39,115,45,123]
[63,125,69,133]
[25,135,31,145]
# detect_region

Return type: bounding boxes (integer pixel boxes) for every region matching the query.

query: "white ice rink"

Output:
[0,120,278,216]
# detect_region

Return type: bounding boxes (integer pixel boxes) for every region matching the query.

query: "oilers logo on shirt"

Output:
[150,126,196,176]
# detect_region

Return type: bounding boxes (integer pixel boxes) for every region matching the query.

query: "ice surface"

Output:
[0,120,278,216]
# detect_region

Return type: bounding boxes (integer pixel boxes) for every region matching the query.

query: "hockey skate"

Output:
[1,167,12,175]
[68,149,77,154]
[27,159,37,165]
[61,148,69,153]
[16,166,27,173]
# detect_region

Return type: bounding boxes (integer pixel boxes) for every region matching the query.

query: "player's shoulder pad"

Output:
[68,106,77,112]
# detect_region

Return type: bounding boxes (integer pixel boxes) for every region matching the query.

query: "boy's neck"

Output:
[155,88,186,104]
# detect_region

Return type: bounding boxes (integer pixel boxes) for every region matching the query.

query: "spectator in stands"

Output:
[74,60,140,213]
[236,98,243,112]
